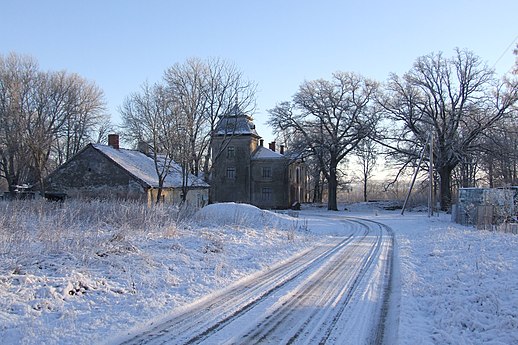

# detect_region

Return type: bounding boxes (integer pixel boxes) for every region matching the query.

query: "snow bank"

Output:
[194,202,304,231]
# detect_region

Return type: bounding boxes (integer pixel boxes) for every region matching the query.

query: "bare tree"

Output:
[478,121,518,186]
[0,52,107,195]
[164,57,257,181]
[52,74,109,165]
[268,72,380,211]
[164,58,208,178]
[121,58,257,203]
[201,57,256,179]
[120,82,178,203]
[0,53,37,194]
[355,139,378,202]
[380,49,518,210]
[514,43,518,75]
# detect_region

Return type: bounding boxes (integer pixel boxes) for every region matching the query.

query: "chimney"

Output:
[108,134,119,149]
[280,145,285,155]
[260,139,264,147]
[269,141,276,152]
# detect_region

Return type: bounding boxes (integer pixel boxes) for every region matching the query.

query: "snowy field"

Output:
[0,200,517,344]
[352,203,518,345]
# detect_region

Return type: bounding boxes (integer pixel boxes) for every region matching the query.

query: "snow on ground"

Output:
[355,203,518,345]
[0,201,313,345]
[1,200,517,344]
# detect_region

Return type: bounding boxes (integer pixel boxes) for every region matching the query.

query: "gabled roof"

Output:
[252,146,286,160]
[92,144,209,189]
[214,104,259,137]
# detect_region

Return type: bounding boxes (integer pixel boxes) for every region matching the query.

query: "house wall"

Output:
[147,187,209,208]
[211,135,259,204]
[45,145,147,201]
[250,159,289,209]
[210,135,311,209]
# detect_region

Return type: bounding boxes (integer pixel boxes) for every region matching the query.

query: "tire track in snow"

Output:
[239,219,386,344]
[117,235,357,345]
[116,217,394,345]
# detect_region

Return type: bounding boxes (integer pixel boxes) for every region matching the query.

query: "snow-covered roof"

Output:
[214,105,259,137]
[92,144,209,189]
[252,146,286,160]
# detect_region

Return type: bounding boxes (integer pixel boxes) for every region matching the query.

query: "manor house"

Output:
[211,105,309,209]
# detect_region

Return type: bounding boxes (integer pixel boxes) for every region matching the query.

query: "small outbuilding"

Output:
[453,187,517,228]
[44,135,209,207]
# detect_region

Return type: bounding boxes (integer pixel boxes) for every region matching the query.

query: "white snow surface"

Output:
[1,201,517,344]
[252,146,284,159]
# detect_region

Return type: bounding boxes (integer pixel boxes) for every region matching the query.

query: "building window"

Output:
[227,146,235,158]
[226,167,236,179]
[262,187,272,201]
[296,167,300,184]
[262,166,272,178]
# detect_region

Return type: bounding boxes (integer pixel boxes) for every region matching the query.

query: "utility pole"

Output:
[428,133,434,217]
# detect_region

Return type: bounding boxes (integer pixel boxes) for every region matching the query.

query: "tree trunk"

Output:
[156,177,164,204]
[438,166,453,211]
[181,165,189,203]
[203,152,211,182]
[312,172,323,203]
[363,178,368,202]
[488,157,494,188]
[327,164,338,211]
[5,157,19,198]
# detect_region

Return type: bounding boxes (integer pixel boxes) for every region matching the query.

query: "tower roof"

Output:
[214,104,259,137]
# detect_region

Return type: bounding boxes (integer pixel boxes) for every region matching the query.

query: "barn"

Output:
[44,135,209,207]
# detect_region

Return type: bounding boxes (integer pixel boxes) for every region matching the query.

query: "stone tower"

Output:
[210,104,261,203]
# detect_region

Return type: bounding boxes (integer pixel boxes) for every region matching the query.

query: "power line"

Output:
[492,33,518,71]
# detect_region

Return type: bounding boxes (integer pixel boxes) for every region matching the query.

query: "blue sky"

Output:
[1,0,517,143]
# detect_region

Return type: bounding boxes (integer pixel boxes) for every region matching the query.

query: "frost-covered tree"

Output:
[478,121,518,187]
[354,139,378,202]
[164,57,256,180]
[380,49,518,210]
[268,72,380,211]
[121,58,257,202]
[120,82,178,204]
[0,52,107,195]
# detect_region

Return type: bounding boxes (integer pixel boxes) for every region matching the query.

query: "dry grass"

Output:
[0,199,186,272]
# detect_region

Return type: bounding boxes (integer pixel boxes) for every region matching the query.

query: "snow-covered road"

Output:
[115,216,395,345]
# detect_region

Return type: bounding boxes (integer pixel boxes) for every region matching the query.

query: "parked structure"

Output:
[453,187,518,229]
[210,105,309,209]
[44,135,209,207]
